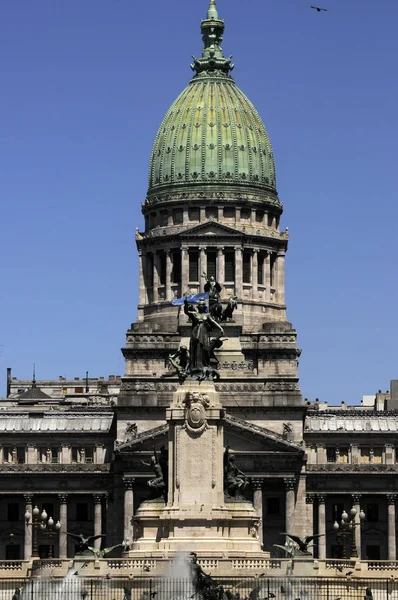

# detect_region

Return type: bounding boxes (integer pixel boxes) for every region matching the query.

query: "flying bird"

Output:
[66,532,105,546]
[280,533,325,553]
[311,5,328,11]
[281,586,286,594]
[346,571,353,576]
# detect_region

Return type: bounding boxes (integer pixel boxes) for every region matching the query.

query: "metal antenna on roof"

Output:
[85,371,89,393]
[32,363,36,388]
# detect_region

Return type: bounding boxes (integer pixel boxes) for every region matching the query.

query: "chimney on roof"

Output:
[6,368,11,398]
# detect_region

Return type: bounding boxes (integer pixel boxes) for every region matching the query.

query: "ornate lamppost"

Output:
[25,506,61,558]
[333,506,365,559]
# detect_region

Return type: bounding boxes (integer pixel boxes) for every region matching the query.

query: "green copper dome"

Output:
[147,1,277,200]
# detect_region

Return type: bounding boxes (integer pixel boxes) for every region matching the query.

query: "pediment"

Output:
[182,221,242,238]
[224,415,305,454]
[115,424,169,453]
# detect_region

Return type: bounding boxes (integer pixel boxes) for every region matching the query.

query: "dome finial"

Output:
[207,0,219,20]
[190,0,234,76]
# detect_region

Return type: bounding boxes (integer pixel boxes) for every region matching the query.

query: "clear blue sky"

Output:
[1,0,397,404]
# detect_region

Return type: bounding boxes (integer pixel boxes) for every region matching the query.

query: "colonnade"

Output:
[138,247,285,305]
[22,493,106,560]
[310,494,397,560]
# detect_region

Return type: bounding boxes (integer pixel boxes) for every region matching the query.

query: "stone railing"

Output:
[231,559,282,570]
[324,559,356,571]
[0,561,25,570]
[107,559,156,570]
[367,561,398,571]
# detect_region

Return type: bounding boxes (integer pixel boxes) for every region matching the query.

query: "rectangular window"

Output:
[74,387,83,393]
[171,251,181,284]
[327,448,337,463]
[51,448,59,464]
[331,503,344,521]
[17,447,25,464]
[206,251,217,279]
[188,207,199,221]
[266,498,280,515]
[366,503,379,522]
[225,251,235,282]
[72,447,79,463]
[258,254,264,285]
[85,447,93,463]
[6,545,20,560]
[267,213,273,227]
[243,252,251,284]
[160,210,168,226]
[361,448,370,464]
[241,208,250,220]
[270,254,276,287]
[338,448,349,464]
[366,545,380,560]
[223,207,235,219]
[159,253,166,285]
[205,207,217,220]
[173,208,183,225]
[189,251,199,282]
[372,448,383,464]
[7,503,19,522]
[76,503,89,522]
[256,210,264,223]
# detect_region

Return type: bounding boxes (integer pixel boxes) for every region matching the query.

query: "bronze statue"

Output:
[224,446,248,498]
[203,273,222,320]
[142,452,166,500]
[184,297,224,378]
[66,531,105,552]
[168,345,190,382]
[279,532,325,554]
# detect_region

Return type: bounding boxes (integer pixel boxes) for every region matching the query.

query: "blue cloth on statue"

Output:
[171,292,209,306]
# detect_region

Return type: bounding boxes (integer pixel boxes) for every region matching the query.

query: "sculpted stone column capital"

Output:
[352,494,362,504]
[251,478,263,490]
[284,478,296,491]
[317,494,326,504]
[24,494,33,504]
[58,494,68,504]
[387,494,397,505]
[123,478,135,491]
[306,495,314,505]
[93,494,106,504]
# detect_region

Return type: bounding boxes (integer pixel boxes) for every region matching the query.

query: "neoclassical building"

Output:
[1,0,398,574]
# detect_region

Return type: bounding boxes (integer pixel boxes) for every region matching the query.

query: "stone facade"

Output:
[2,0,398,579]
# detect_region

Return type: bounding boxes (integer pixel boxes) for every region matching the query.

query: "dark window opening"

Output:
[51,448,59,463]
[17,447,25,464]
[267,213,273,227]
[188,207,199,221]
[266,498,280,515]
[332,503,344,521]
[160,210,168,226]
[76,503,89,522]
[256,210,264,223]
[6,545,21,560]
[74,387,83,393]
[173,209,183,225]
[171,252,181,284]
[38,545,53,559]
[241,208,250,220]
[85,447,93,463]
[327,448,337,463]
[42,503,54,519]
[223,207,235,219]
[366,545,380,560]
[331,544,344,559]
[243,252,251,284]
[258,254,264,285]
[7,503,19,522]
[270,254,276,287]
[366,503,379,522]
[159,253,166,285]
[207,251,217,279]
[205,207,217,220]
[147,254,154,288]
[225,251,235,282]
[72,447,78,463]
[189,251,199,282]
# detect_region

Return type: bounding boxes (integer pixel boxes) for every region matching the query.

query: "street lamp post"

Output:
[25,506,61,558]
[333,506,365,559]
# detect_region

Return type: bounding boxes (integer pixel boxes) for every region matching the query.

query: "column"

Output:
[123,478,135,546]
[24,494,33,560]
[181,247,189,295]
[199,248,207,284]
[251,208,256,226]
[165,250,172,301]
[234,246,243,299]
[264,252,271,301]
[235,207,241,225]
[387,495,396,561]
[252,479,263,548]
[93,495,103,550]
[138,251,146,307]
[200,207,206,222]
[306,496,314,553]
[217,207,223,222]
[276,253,285,304]
[284,478,296,535]
[252,250,258,299]
[153,252,159,302]
[59,494,68,559]
[217,247,225,284]
[318,495,326,559]
[352,494,361,558]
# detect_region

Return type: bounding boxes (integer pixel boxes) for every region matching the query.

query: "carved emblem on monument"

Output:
[183,391,210,435]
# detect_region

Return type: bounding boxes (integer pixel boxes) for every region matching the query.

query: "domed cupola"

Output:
[146,0,278,206]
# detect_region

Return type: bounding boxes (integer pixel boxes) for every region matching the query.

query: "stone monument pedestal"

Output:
[130,381,265,556]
